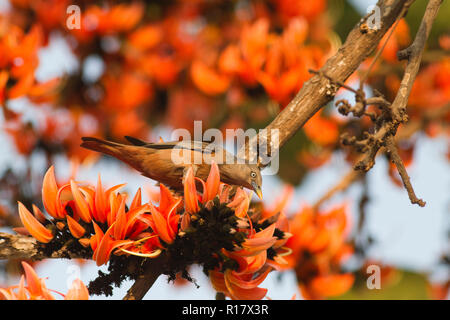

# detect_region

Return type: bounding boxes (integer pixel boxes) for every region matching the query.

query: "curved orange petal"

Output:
[180,213,191,232]
[8,73,34,99]
[203,161,220,202]
[125,203,151,236]
[209,271,228,294]
[190,60,230,95]
[224,274,268,300]
[309,273,355,298]
[0,288,16,300]
[94,174,107,223]
[17,276,29,300]
[159,184,176,213]
[32,204,46,223]
[65,279,89,300]
[184,167,199,214]
[21,262,43,297]
[166,199,182,239]
[129,188,142,211]
[149,203,173,244]
[18,202,53,243]
[42,166,60,218]
[227,188,250,218]
[113,198,127,240]
[66,215,86,239]
[93,224,115,266]
[244,251,268,274]
[70,180,92,223]
[90,221,104,252]
[226,266,271,289]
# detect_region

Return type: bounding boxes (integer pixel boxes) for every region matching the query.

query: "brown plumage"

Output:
[80,136,263,198]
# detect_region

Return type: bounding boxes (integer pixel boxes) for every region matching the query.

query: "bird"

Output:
[80,136,263,199]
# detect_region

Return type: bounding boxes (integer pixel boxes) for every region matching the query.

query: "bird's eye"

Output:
[250,171,257,178]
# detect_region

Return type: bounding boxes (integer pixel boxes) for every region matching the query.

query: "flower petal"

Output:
[18,202,53,243]
[94,174,107,223]
[203,161,220,202]
[183,167,199,214]
[309,273,355,298]
[21,262,43,297]
[66,215,86,239]
[42,166,60,218]
[65,279,89,300]
[149,203,173,244]
[70,180,92,223]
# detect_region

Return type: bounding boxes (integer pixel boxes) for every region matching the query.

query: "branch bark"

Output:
[0,232,88,260]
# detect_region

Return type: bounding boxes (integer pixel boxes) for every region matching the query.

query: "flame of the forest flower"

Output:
[17,202,53,243]
[17,165,290,300]
[183,166,199,214]
[65,279,90,300]
[0,262,89,300]
[183,161,223,214]
[70,180,92,223]
[203,161,220,203]
[226,188,250,218]
[285,204,355,299]
[236,223,278,256]
[66,215,86,239]
[42,166,61,219]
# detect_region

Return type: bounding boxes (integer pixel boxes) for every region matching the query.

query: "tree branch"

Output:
[313,170,363,211]
[0,232,89,260]
[385,135,426,206]
[238,0,417,162]
[123,256,166,300]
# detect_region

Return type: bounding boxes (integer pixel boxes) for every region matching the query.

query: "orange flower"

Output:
[302,273,354,299]
[20,166,164,265]
[191,60,231,95]
[17,202,53,243]
[183,160,229,215]
[285,204,354,299]
[138,185,182,245]
[303,111,339,147]
[128,24,163,51]
[102,72,153,112]
[0,262,89,300]
[235,223,278,256]
[65,279,90,300]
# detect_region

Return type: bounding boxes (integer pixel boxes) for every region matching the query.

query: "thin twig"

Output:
[385,136,426,206]
[313,170,363,210]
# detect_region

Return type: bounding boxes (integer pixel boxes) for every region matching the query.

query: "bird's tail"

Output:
[80,137,126,158]
[80,137,155,175]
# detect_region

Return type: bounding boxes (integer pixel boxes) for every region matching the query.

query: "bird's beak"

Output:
[251,181,263,200]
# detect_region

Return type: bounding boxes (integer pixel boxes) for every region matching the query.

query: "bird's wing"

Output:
[124,136,218,154]
[124,136,148,146]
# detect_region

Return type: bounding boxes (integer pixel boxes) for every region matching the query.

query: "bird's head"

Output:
[243,163,263,199]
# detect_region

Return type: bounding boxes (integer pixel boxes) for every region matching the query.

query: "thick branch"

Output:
[0,232,88,260]
[123,256,166,300]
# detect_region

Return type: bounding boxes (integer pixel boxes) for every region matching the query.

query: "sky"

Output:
[0,0,448,299]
